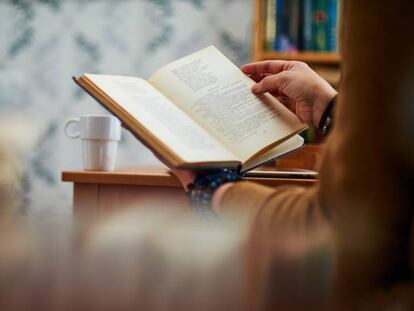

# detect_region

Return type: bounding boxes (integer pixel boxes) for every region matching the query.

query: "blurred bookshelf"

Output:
[253,0,341,88]
[252,0,341,144]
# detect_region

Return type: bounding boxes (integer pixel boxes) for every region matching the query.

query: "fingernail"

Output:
[252,84,258,93]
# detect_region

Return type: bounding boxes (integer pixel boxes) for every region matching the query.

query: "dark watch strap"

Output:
[318,96,336,135]
[188,169,241,220]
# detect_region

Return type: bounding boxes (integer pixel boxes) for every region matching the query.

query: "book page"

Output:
[84,74,238,164]
[148,46,306,162]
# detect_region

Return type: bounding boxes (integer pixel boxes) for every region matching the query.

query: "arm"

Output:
[172,169,326,232]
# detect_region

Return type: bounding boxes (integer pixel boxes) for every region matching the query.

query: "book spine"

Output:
[312,0,329,51]
[264,0,277,50]
[336,0,341,51]
[287,0,300,52]
[327,0,338,51]
[279,0,294,51]
[274,0,285,50]
[302,0,312,51]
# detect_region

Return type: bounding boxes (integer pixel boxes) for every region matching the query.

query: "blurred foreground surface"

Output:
[0,205,334,311]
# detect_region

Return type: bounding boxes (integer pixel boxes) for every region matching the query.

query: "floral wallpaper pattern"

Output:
[0,0,252,218]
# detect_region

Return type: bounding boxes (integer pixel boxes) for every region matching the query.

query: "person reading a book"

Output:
[174,0,414,308]
[76,0,413,307]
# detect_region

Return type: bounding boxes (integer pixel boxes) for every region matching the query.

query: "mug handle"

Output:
[64,118,80,138]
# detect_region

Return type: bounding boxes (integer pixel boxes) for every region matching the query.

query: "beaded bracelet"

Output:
[188,169,241,219]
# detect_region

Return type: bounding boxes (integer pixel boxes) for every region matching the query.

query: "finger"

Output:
[247,73,281,96]
[252,71,291,94]
[248,73,271,83]
[241,60,290,75]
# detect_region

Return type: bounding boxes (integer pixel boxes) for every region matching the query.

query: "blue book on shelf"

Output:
[327,0,338,51]
[274,0,300,51]
[302,0,313,50]
[274,0,284,50]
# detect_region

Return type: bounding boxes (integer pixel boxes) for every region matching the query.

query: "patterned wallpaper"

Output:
[0,0,253,218]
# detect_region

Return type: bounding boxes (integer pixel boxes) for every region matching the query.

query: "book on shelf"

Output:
[263,0,340,53]
[275,0,300,51]
[302,0,313,50]
[74,46,307,174]
[264,0,277,50]
[327,0,340,51]
[312,0,329,51]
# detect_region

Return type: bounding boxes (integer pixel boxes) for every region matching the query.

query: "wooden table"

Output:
[62,167,317,220]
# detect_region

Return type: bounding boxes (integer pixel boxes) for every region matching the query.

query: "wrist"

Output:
[211,182,235,214]
[313,87,337,128]
[188,169,241,219]
[318,95,337,135]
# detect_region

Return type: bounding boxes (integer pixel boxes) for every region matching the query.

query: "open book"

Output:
[74,46,307,173]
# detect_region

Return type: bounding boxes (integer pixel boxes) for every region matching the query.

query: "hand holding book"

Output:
[172,58,336,215]
[241,60,337,128]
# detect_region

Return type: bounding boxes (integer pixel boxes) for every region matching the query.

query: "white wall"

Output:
[0,0,252,218]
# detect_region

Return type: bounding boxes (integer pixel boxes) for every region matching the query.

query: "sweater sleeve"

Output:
[217,182,327,233]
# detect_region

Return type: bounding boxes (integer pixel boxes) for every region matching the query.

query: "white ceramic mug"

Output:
[64,115,121,171]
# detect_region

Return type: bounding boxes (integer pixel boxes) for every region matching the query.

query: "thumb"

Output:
[170,168,196,192]
[252,71,291,95]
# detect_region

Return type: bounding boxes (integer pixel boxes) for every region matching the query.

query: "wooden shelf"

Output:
[255,51,342,65]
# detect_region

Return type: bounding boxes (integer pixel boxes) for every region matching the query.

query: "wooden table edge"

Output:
[62,170,317,188]
[62,170,181,187]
